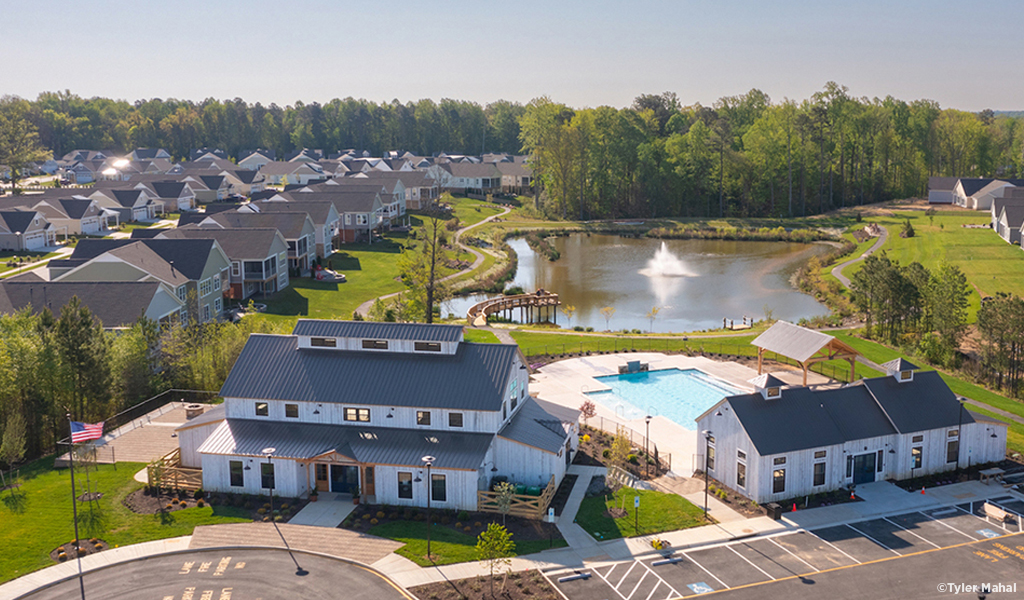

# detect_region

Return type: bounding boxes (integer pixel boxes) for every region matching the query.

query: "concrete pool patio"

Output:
[530,352,833,477]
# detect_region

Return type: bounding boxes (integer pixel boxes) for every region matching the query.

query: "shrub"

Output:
[370,518,379,525]
[389,512,399,520]
[585,327,594,332]
[582,434,591,442]
[464,526,472,532]
[627,454,639,465]
[274,515,283,522]
[602,449,611,458]
[441,516,451,524]
[166,503,174,510]
[197,499,205,508]
[179,500,188,507]
[272,510,280,516]
[243,501,252,509]
[573,326,584,332]
[455,522,462,529]
[194,489,204,500]
[257,508,267,515]
[377,511,386,519]
[474,521,482,527]
[282,509,290,516]
[458,510,470,521]
[263,503,272,510]
[362,513,371,520]
[632,329,642,334]
[58,552,67,561]
[280,503,289,510]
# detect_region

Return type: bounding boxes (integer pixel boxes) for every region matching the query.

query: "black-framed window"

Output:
[813,462,826,486]
[255,402,268,416]
[345,407,370,422]
[229,460,244,487]
[417,411,431,426]
[707,446,715,471]
[912,446,923,469]
[846,455,853,478]
[773,456,786,465]
[362,339,388,350]
[261,462,275,490]
[912,434,924,443]
[449,413,463,428]
[947,440,959,463]
[736,462,746,488]
[398,472,412,499]
[431,473,446,502]
[814,450,827,459]
[876,449,884,472]
[773,468,786,494]
[311,337,336,347]
[285,404,298,418]
[415,341,441,352]
[737,449,746,460]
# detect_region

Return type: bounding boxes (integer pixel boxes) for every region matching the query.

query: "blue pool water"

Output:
[586,369,743,430]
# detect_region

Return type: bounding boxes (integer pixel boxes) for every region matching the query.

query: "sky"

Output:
[5,0,1023,111]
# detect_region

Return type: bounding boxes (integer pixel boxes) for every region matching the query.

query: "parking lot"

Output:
[547,496,1024,598]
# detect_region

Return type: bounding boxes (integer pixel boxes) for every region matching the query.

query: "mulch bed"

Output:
[342,503,562,543]
[409,569,560,600]
[123,488,308,523]
[576,425,668,480]
[50,538,109,562]
[548,474,577,516]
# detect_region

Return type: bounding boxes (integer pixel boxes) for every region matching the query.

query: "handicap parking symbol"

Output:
[687,582,714,594]
[977,528,999,539]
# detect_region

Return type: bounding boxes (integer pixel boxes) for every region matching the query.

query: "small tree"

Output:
[579,400,596,427]
[600,306,616,330]
[476,523,515,597]
[493,480,516,526]
[561,304,576,329]
[0,411,26,470]
[609,425,630,469]
[646,306,660,333]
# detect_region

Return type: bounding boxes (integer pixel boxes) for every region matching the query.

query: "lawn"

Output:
[0,250,62,275]
[464,329,501,343]
[574,487,706,541]
[509,330,758,358]
[0,456,250,584]
[367,520,566,567]
[447,196,505,228]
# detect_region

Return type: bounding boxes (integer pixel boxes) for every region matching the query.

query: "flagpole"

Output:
[67,414,86,600]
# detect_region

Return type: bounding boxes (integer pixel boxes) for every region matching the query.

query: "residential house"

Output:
[496,160,533,195]
[226,170,265,195]
[238,149,276,171]
[996,205,1024,244]
[989,188,1024,229]
[32,197,115,235]
[182,320,579,507]
[199,211,317,274]
[191,148,229,161]
[89,188,156,222]
[433,163,502,195]
[50,238,231,323]
[153,227,289,299]
[695,359,1006,504]
[0,211,57,250]
[246,199,339,257]
[134,181,196,212]
[259,162,326,185]
[129,148,173,161]
[0,280,183,329]
[952,178,1024,210]
[286,148,324,163]
[328,178,405,222]
[181,174,231,203]
[275,189,384,244]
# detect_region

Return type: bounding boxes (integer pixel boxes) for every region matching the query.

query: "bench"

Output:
[982,502,1012,523]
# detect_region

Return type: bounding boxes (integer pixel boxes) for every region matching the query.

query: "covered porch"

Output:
[752,320,861,386]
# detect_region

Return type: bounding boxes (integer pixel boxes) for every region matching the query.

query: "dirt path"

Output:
[831,225,888,288]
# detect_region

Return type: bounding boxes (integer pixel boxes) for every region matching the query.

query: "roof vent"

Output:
[748,373,786,400]
[881,358,918,383]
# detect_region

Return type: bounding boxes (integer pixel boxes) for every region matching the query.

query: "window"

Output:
[773,457,786,466]
[255,402,268,416]
[449,413,463,428]
[846,455,853,478]
[415,341,441,352]
[502,402,507,421]
[398,472,412,499]
[285,404,298,418]
[766,386,781,398]
[773,469,786,494]
[417,411,431,426]
[202,304,211,322]
[261,462,275,490]
[311,337,337,347]
[912,446,923,469]
[948,429,959,438]
[229,461,244,487]
[706,434,715,445]
[737,450,746,460]
[364,466,374,489]
[177,285,187,301]
[213,276,221,291]
[912,435,924,443]
[316,464,328,483]
[431,474,446,502]
[214,298,222,314]
[511,395,518,411]
[947,439,959,463]
[345,408,370,422]
[707,446,715,471]
[199,278,213,297]
[232,261,241,277]
[900,370,912,381]
[736,462,746,488]
[814,450,827,459]
[877,449,884,472]
[813,463,826,486]
[362,339,388,350]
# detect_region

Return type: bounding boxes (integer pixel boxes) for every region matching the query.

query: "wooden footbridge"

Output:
[467,290,561,326]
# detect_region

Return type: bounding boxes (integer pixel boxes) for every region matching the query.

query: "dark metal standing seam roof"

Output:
[197,419,493,470]
[219,334,517,411]
[498,397,579,454]
[860,370,973,434]
[293,320,464,342]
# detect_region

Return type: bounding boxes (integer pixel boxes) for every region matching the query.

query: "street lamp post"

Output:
[701,431,712,520]
[955,401,963,473]
[262,446,277,521]
[644,415,652,479]
[422,455,436,560]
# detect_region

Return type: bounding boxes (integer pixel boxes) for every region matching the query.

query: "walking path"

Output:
[288,493,358,527]
[355,205,511,318]
[831,225,888,288]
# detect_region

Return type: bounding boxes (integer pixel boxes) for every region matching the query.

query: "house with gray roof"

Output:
[238,149,276,171]
[88,188,156,222]
[0,280,183,329]
[200,211,317,274]
[0,210,57,250]
[997,204,1024,244]
[696,361,1006,504]
[32,197,115,235]
[245,199,340,257]
[180,320,579,509]
[258,161,326,185]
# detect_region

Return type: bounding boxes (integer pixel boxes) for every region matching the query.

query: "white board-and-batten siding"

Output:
[177,420,225,469]
[200,453,307,498]
[296,336,459,355]
[490,436,569,490]
[373,465,479,511]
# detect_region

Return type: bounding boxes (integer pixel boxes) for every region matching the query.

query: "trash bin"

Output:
[515,483,527,495]
[766,503,782,520]
[490,475,508,491]
[526,485,541,496]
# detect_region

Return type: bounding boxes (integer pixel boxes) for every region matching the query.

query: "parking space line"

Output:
[625,570,649,600]
[604,563,617,581]
[986,498,1024,532]
[725,544,776,580]
[918,510,976,540]
[882,516,941,548]
[806,530,862,564]
[614,561,638,589]
[843,523,900,556]
[953,503,999,528]
[642,580,663,600]
[682,551,730,590]
[592,567,631,600]
[767,535,817,572]
[637,560,680,599]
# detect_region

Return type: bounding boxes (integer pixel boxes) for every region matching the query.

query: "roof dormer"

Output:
[881,358,918,383]
[749,373,786,400]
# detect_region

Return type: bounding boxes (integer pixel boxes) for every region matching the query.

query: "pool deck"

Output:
[532,352,832,478]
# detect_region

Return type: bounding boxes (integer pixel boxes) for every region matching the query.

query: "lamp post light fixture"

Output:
[701,430,712,520]
[422,455,436,561]
[644,415,652,479]
[262,446,277,520]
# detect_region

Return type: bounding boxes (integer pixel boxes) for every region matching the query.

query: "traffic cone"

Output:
[921,486,926,495]
[792,502,797,512]
[850,491,855,500]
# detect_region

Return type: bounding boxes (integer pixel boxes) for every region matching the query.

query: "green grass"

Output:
[367,520,566,567]
[0,251,61,275]
[510,330,758,358]
[0,456,250,584]
[575,488,706,541]
[464,329,501,343]
[447,196,504,228]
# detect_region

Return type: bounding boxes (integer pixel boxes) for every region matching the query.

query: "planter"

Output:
[353,497,360,505]
[309,494,318,503]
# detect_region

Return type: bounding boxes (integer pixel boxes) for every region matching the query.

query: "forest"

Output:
[3,83,1023,220]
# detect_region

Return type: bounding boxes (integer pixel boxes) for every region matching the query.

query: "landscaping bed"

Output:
[49,538,109,563]
[547,474,577,516]
[576,425,668,480]
[409,569,560,600]
[123,488,309,523]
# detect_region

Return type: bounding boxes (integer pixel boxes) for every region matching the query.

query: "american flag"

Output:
[70,421,104,443]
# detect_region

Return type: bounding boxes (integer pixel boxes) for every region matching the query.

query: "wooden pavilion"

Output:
[752,321,861,386]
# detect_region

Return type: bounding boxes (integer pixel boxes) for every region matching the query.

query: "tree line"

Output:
[0,299,286,469]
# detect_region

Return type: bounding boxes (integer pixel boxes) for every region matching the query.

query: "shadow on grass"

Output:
[157,510,175,526]
[1,489,26,514]
[329,253,362,271]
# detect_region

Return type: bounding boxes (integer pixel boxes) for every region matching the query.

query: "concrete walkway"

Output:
[288,493,358,527]
[556,465,606,551]
[831,224,888,288]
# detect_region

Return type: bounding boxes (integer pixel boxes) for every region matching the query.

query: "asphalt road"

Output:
[19,548,412,600]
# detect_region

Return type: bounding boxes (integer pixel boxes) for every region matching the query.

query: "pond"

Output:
[442,234,831,333]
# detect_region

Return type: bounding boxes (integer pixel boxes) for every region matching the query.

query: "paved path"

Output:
[354,205,511,318]
[288,493,358,527]
[831,225,888,288]
[190,522,402,565]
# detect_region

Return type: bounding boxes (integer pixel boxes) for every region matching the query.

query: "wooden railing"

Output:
[477,475,557,519]
[467,291,560,326]
[147,448,203,491]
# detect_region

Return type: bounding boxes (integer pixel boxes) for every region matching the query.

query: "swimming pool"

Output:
[586,368,743,430]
